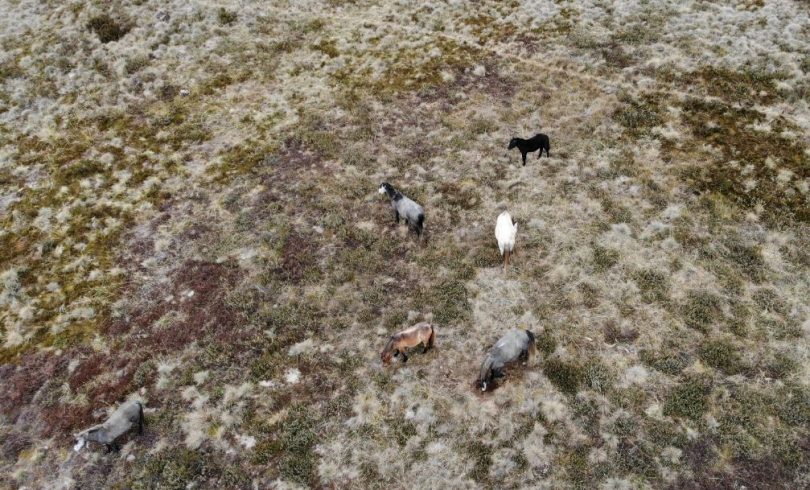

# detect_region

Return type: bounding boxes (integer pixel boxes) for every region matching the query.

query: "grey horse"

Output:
[477,329,537,391]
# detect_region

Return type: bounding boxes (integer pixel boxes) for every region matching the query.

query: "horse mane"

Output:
[478,355,494,384]
[382,336,397,356]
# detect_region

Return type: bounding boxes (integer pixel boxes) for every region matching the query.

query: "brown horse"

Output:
[381,322,436,366]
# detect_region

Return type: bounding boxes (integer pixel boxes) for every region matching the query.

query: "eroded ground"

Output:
[1,0,809,488]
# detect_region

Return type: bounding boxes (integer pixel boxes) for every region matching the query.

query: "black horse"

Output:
[508,134,550,165]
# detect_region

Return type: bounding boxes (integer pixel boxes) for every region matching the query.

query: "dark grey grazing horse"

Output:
[477,329,537,391]
[378,182,425,239]
[74,400,144,453]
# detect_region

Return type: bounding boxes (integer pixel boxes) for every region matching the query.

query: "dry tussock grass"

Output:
[0,0,808,488]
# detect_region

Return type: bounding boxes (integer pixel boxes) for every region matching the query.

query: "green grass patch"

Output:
[664,376,711,420]
[698,338,745,375]
[544,358,585,395]
[632,268,670,303]
[592,245,619,272]
[681,290,722,334]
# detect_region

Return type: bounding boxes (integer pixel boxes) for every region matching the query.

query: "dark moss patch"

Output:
[664,376,711,421]
[592,245,619,272]
[217,8,238,25]
[600,196,633,223]
[422,279,469,326]
[640,347,690,375]
[535,330,557,356]
[685,66,785,105]
[752,287,788,315]
[87,15,131,43]
[129,447,208,490]
[544,358,585,395]
[719,238,766,283]
[277,232,319,283]
[632,268,670,303]
[613,92,663,137]
[681,290,722,334]
[776,386,810,427]
[698,338,745,375]
[465,440,493,485]
[677,98,809,224]
[614,438,659,479]
[759,352,798,380]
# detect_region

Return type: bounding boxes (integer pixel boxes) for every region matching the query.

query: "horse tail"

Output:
[427,325,436,348]
[525,330,538,360]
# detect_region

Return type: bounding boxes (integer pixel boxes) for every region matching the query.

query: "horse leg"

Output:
[422,339,429,354]
[522,151,527,166]
[401,350,408,363]
[393,349,399,358]
[395,211,400,224]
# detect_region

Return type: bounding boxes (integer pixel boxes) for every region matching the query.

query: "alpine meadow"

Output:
[0,1,809,488]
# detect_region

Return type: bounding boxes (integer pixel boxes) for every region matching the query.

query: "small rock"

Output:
[179,89,190,96]
[156,11,170,22]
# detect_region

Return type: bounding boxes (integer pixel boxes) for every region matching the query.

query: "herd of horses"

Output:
[379,133,550,392]
[72,133,551,453]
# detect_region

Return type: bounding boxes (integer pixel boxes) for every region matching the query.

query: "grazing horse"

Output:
[74,400,144,453]
[477,329,536,391]
[381,322,436,366]
[495,211,518,272]
[508,134,550,165]
[378,182,425,239]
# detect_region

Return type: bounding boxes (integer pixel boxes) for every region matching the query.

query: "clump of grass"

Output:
[387,417,417,446]
[614,439,659,479]
[699,338,745,375]
[776,386,810,427]
[723,239,766,283]
[663,376,711,420]
[592,245,619,272]
[436,182,481,210]
[465,440,493,485]
[632,268,670,303]
[544,358,585,395]
[87,15,131,43]
[760,352,798,380]
[752,288,788,315]
[578,282,600,308]
[535,330,557,356]
[583,359,613,393]
[423,279,469,326]
[640,348,690,375]
[600,197,632,223]
[613,92,663,137]
[252,405,318,485]
[681,290,722,334]
[130,447,206,490]
[217,8,238,25]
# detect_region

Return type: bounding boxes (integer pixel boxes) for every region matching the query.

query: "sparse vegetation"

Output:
[1,0,808,488]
